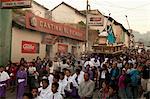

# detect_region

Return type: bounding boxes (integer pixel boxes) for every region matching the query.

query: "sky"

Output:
[35,0,150,34]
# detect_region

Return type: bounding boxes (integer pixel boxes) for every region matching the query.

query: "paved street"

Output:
[6,88,99,99]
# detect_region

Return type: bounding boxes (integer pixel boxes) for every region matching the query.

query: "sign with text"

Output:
[1,0,32,8]
[25,13,85,41]
[58,44,68,54]
[88,15,104,26]
[22,41,39,53]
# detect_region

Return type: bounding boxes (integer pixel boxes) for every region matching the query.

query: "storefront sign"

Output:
[1,0,32,8]
[58,44,68,54]
[88,14,104,26]
[41,34,58,45]
[22,41,39,53]
[25,13,85,41]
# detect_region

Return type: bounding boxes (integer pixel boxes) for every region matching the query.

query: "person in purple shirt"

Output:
[16,65,27,99]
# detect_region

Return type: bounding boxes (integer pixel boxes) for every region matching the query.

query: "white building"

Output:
[11,1,85,62]
[51,2,130,49]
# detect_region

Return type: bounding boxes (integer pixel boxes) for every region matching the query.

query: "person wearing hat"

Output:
[0,65,10,99]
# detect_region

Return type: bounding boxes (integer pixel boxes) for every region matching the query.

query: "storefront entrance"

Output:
[46,45,53,58]
[71,46,77,56]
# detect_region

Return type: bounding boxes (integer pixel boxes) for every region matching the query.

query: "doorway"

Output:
[46,45,53,58]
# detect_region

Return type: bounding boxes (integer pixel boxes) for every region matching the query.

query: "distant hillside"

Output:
[133,31,150,46]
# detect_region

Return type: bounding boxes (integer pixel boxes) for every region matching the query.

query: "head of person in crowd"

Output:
[108,84,119,97]
[23,93,32,99]
[102,80,109,91]
[19,65,25,71]
[85,64,90,71]
[62,68,67,74]
[65,69,71,77]
[84,72,90,81]
[87,57,91,61]
[53,57,58,62]
[94,58,98,63]
[36,56,41,61]
[59,72,65,80]
[66,59,70,65]
[31,87,38,98]
[20,58,26,65]
[78,66,83,71]
[0,65,4,73]
[125,63,129,69]
[62,59,67,64]
[53,74,60,83]
[42,79,49,89]
[121,68,126,75]
[133,63,138,69]
[75,68,81,76]
[51,82,59,94]
[137,64,144,72]
[112,62,117,69]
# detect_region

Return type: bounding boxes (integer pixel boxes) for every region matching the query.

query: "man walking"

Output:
[78,72,95,99]
[0,66,10,99]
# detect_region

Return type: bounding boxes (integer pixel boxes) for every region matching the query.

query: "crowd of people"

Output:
[0,49,150,99]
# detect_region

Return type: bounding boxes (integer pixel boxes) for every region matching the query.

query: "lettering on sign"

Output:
[26,13,85,41]
[1,0,32,8]
[22,41,39,53]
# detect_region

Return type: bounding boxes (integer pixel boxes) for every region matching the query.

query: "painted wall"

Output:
[51,4,86,24]
[11,27,46,62]
[0,9,12,66]
[113,25,122,43]
[125,33,130,47]
[25,1,48,18]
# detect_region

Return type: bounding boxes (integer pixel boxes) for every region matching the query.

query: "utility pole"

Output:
[125,15,130,29]
[85,0,89,53]
[125,15,134,49]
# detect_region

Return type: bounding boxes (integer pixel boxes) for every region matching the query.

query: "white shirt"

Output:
[91,60,100,67]
[0,71,10,86]
[39,85,51,99]
[47,92,63,99]
[59,79,67,95]
[49,83,63,94]
[53,61,60,71]
[72,71,84,85]
[64,76,78,91]
[84,61,94,67]
[101,71,106,79]
[48,74,54,85]
[117,63,123,69]
[28,66,36,74]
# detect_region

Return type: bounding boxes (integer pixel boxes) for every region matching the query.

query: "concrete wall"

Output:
[51,4,86,24]
[11,27,46,62]
[0,9,12,66]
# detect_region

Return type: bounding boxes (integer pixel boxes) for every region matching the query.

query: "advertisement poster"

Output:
[22,41,39,53]
[58,44,68,54]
